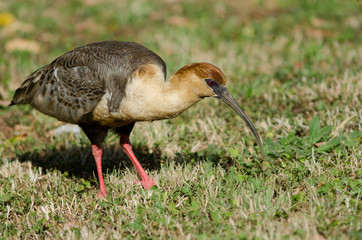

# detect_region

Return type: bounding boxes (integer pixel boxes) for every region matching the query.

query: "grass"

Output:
[0,0,361,239]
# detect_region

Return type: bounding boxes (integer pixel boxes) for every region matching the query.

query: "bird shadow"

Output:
[13,140,242,185]
[15,143,164,182]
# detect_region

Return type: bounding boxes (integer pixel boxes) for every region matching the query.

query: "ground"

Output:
[0,0,361,239]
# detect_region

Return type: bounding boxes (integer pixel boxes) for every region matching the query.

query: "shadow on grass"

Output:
[13,141,248,185]
[15,143,164,181]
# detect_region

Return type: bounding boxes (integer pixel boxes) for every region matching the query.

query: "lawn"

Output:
[0,0,361,239]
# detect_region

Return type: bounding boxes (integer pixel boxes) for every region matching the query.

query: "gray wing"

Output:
[12,51,106,123]
[11,41,166,124]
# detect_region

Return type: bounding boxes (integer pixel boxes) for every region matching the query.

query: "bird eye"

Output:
[205,79,216,87]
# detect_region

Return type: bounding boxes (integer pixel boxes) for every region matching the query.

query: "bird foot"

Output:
[136,178,156,190]
[97,190,107,198]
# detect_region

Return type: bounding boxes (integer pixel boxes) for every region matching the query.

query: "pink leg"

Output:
[92,145,107,198]
[120,135,156,189]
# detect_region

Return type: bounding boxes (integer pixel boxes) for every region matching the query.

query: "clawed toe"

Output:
[135,178,156,190]
[97,191,107,198]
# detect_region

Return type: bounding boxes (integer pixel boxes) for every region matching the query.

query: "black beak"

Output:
[212,83,265,157]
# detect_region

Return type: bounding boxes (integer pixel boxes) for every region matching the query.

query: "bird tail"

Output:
[11,67,45,105]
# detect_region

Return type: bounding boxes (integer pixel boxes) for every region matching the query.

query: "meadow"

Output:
[0,0,361,239]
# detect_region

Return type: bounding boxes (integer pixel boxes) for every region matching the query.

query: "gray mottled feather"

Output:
[11,41,167,124]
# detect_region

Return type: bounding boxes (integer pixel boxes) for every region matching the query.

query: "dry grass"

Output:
[0,0,361,239]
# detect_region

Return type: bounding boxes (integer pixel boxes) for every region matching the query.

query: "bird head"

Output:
[176,62,265,157]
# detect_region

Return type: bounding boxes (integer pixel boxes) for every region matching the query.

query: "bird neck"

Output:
[162,73,202,110]
[115,67,203,123]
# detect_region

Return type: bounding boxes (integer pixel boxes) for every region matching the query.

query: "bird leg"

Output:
[119,135,156,189]
[92,144,107,198]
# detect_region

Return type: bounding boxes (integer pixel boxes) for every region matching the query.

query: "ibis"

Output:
[11,41,264,198]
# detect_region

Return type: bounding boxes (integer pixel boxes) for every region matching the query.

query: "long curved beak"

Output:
[213,84,265,157]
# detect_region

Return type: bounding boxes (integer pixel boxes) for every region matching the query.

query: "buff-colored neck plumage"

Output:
[92,62,226,127]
